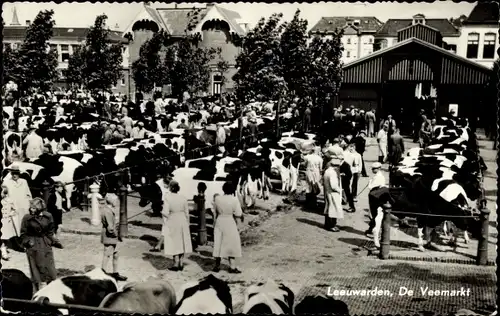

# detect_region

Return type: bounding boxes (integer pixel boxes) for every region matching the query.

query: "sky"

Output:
[2,1,476,31]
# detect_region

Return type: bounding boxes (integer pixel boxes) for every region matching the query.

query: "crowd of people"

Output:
[2,83,452,290]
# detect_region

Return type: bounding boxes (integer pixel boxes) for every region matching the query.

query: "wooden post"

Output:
[476,208,490,266]
[238,101,243,150]
[275,96,282,140]
[42,181,51,207]
[90,183,100,226]
[379,203,392,259]
[82,177,90,212]
[196,194,207,246]
[118,185,128,238]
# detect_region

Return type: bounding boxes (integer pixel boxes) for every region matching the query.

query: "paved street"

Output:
[2,135,497,314]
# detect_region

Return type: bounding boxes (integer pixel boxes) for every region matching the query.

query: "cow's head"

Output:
[174,274,232,314]
[243,280,295,314]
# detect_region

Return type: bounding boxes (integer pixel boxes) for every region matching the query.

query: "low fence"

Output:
[377,202,491,266]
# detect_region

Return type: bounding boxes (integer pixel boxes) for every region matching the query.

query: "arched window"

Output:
[483,32,496,59]
[466,32,480,59]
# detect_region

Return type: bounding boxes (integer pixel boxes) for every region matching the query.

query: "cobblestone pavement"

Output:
[2,135,497,314]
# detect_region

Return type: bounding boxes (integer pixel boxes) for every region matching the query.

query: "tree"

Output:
[164,36,222,100]
[131,30,168,94]
[65,45,86,90]
[307,33,344,120]
[449,14,468,28]
[79,14,124,94]
[11,10,59,94]
[280,9,310,99]
[233,13,287,103]
[2,45,18,85]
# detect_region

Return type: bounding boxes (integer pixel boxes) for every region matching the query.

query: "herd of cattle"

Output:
[2,103,309,214]
[371,117,487,251]
[2,267,349,314]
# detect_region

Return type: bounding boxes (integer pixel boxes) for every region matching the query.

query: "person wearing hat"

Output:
[100,193,127,281]
[323,158,343,232]
[2,166,32,233]
[365,162,387,237]
[365,108,376,138]
[131,121,147,139]
[22,124,44,160]
[353,130,368,177]
[162,180,192,271]
[21,197,63,291]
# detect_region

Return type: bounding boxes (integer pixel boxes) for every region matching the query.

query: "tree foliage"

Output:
[10,10,59,93]
[65,45,86,89]
[2,45,18,85]
[131,30,168,94]
[76,14,124,93]
[233,13,287,102]
[164,36,221,99]
[280,10,310,99]
[233,9,344,112]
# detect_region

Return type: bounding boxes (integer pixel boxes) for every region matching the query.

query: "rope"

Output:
[388,209,480,219]
[24,127,283,192]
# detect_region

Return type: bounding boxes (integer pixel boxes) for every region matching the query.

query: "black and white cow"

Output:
[1,269,34,313]
[99,279,176,314]
[242,280,295,314]
[174,274,232,314]
[2,131,24,168]
[32,268,119,315]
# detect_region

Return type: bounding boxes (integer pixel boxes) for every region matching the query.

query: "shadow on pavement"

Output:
[139,234,159,246]
[142,252,174,270]
[296,217,323,229]
[336,225,366,237]
[57,268,84,277]
[187,252,223,272]
[80,218,91,225]
[129,220,161,231]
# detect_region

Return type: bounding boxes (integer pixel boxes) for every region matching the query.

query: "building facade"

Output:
[309,16,383,63]
[2,7,130,95]
[122,3,247,100]
[456,2,499,69]
[373,14,460,53]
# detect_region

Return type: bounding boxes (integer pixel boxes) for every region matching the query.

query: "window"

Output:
[347,38,351,44]
[346,51,351,57]
[369,37,373,44]
[466,33,479,59]
[447,44,457,53]
[50,44,58,52]
[380,39,388,49]
[121,78,126,86]
[483,33,496,59]
[71,45,80,54]
[61,44,70,62]
[392,38,398,45]
[213,74,222,95]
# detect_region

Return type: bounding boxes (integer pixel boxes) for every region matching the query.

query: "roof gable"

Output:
[376,18,459,37]
[310,16,383,34]
[464,2,499,24]
[343,25,359,35]
[156,7,208,37]
[343,37,490,72]
[122,6,165,37]
[191,5,245,35]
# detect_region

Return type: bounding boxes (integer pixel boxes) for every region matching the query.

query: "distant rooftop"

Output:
[3,26,127,43]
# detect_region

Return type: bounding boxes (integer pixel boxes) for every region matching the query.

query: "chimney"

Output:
[114,23,119,30]
[26,20,31,26]
[207,3,215,9]
[11,6,21,26]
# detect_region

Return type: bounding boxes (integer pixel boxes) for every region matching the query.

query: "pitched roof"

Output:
[3,26,127,43]
[463,2,499,24]
[343,36,491,71]
[310,16,383,34]
[155,5,244,37]
[375,19,459,37]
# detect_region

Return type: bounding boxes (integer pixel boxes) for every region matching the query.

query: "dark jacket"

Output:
[339,161,352,184]
[47,192,67,227]
[101,205,119,245]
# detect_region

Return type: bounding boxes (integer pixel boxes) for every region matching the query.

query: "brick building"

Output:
[123,3,247,100]
[2,7,130,95]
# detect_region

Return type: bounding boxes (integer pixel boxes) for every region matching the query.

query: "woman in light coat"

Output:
[376,124,388,163]
[162,181,192,271]
[2,166,31,231]
[212,182,243,274]
[303,146,323,206]
[323,159,343,232]
[1,185,18,260]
